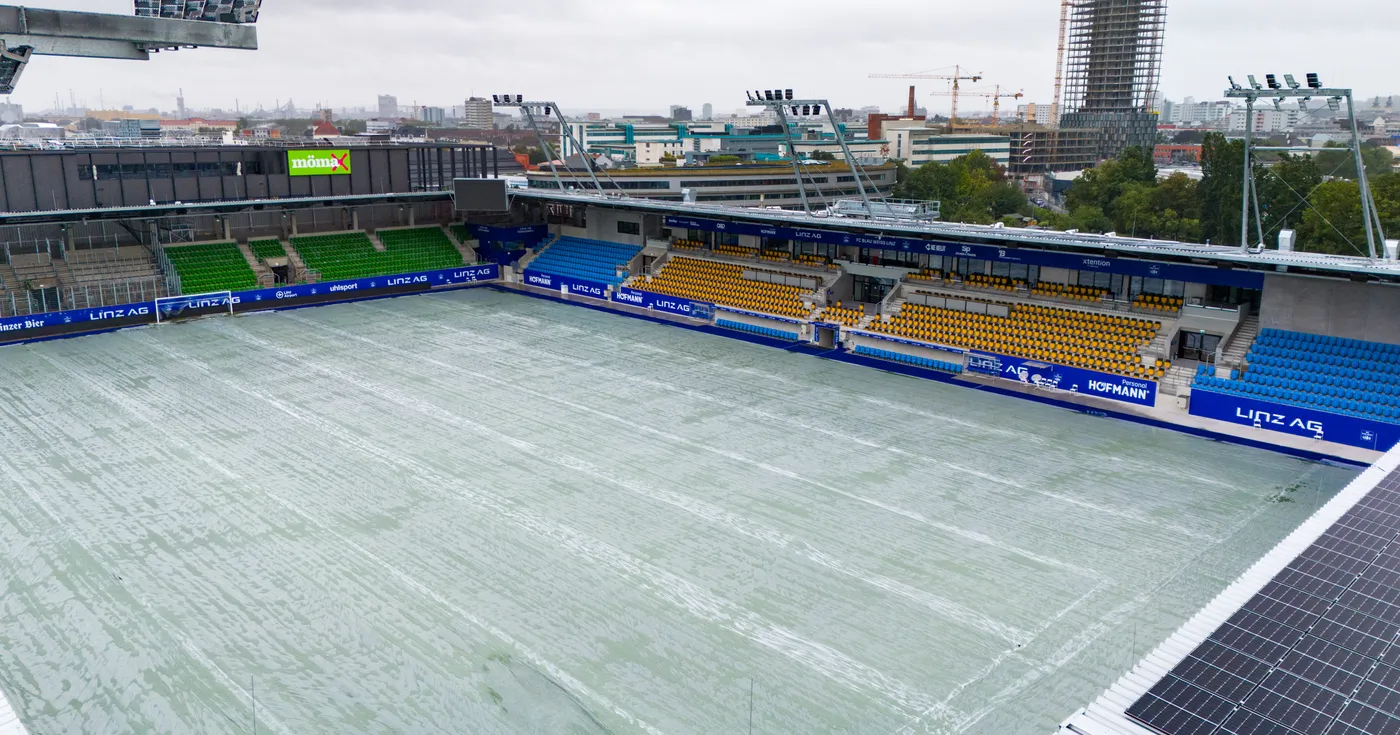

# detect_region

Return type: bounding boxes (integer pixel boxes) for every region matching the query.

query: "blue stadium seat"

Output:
[525,236,644,287]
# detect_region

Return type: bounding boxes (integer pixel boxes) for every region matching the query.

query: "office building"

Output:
[464,97,494,129]
[378,94,399,119]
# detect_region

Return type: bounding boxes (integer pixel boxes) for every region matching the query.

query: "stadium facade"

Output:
[0,142,518,212]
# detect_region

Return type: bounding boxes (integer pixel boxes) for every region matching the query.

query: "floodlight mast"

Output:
[0,4,260,94]
[493,97,608,197]
[743,89,875,216]
[1224,75,1387,259]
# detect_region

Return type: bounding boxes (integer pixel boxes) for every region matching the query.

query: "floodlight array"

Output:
[134,0,261,23]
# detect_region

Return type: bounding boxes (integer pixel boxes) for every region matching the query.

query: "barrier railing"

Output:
[1,275,167,318]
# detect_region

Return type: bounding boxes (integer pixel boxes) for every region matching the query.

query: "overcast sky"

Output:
[9,0,1398,116]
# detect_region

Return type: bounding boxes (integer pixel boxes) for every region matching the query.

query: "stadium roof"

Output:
[1060,444,1400,735]
[0,185,1395,283]
[512,189,1400,282]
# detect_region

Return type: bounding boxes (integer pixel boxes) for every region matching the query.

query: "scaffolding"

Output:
[1058,0,1166,156]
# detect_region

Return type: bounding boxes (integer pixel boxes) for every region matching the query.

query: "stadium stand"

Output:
[526,237,642,287]
[1031,282,1108,302]
[794,253,838,270]
[759,249,792,263]
[1192,328,1400,423]
[450,224,472,245]
[670,239,704,251]
[165,242,258,294]
[816,303,864,327]
[854,344,964,374]
[291,228,463,282]
[908,268,944,284]
[715,243,758,259]
[871,301,1165,379]
[1133,293,1183,312]
[637,256,812,319]
[964,273,1025,293]
[716,318,799,341]
[248,239,287,261]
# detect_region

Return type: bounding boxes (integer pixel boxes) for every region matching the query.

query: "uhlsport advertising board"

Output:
[288,150,352,176]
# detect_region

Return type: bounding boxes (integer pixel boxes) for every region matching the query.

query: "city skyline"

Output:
[3,0,1394,118]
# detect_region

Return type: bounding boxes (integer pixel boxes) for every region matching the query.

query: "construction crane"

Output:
[1051,0,1071,126]
[869,65,983,127]
[930,85,1025,127]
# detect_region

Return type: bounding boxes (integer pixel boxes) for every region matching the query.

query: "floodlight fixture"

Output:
[515,94,523,104]
[785,89,793,100]
[1307,73,1322,89]
[1284,74,1300,90]
[1328,97,1342,112]
[1248,75,1262,90]
[492,95,498,104]
[1228,76,1243,91]
[1265,74,1280,90]
[764,90,773,101]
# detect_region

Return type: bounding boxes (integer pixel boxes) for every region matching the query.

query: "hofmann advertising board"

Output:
[288,150,352,176]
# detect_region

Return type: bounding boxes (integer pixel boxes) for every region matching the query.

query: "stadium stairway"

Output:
[440,225,477,263]
[1217,314,1260,369]
[366,232,388,252]
[164,241,259,295]
[1160,364,1198,397]
[278,241,318,283]
[235,242,275,288]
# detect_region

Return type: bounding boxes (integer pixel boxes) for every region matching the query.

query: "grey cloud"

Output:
[9,0,1396,115]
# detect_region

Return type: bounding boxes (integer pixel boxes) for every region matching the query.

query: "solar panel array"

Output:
[133,0,261,23]
[1127,468,1400,734]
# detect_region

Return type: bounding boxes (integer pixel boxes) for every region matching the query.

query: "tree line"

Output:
[891,134,1398,256]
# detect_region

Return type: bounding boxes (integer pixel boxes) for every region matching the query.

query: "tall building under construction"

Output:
[1058,0,1166,159]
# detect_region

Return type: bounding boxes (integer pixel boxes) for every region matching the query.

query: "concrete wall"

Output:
[585,207,645,247]
[1177,305,1241,337]
[1261,274,1400,344]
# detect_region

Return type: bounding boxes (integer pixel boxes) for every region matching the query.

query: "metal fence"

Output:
[0,275,168,318]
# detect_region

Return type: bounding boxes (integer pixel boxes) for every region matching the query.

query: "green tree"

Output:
[1198,133,1246,246]
[893,150,1028,224]
[810,150,836,161]
[1299,180,1365,255]
[1256,154,1322,242]
[1064,146,1157,214]
[1314,142,1395,181]
[708,155,741,164]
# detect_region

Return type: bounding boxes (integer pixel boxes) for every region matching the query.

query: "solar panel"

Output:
[1126,470,1400,735]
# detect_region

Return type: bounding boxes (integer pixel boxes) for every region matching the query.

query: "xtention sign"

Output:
[664,215,1265,290]
[288,150,352,176]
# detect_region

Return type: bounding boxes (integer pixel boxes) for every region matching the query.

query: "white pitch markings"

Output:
[0,411,292,735]
[927,478,1300,735]
[389,314,1216,543]
[185,326,1027,647]
[366,296,1042,443]
[141,335,944,722]
[352,300,1217,542]
[893,579,1110,735]
[36,349,668,735]
[278,314,1102,581]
